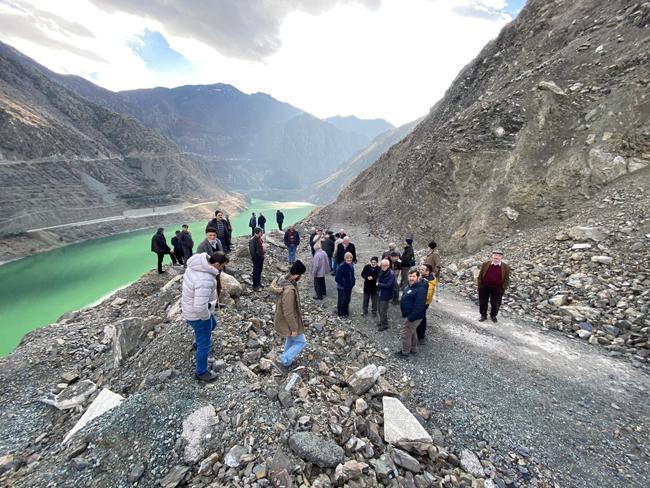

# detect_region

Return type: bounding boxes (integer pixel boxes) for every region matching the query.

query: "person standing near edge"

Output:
[361,256,380,316]
[311,242,330,300]
[179,224,194,266]
[208,210,228,252]
[477,250,511,323]
[271,260,308,371]
[171,230,184,266]
[249,213,257,236]
[284,224,300,265]
[182,252,228,382]
[249,227,265,292]
[376,258,395,330]
[258,213,267,232]
[151,227,177,274]
[396,268,426,358]
[335,252,355,318]
[276,209,285,231]
[196,227,224,257]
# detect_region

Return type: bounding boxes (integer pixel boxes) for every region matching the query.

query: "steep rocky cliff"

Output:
[0,41,234,235]
[318,0,649,252]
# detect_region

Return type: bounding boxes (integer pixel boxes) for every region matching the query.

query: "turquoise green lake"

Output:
[0,199,314,357]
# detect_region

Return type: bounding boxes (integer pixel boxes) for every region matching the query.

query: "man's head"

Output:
[404,238,413,247]
[370,256,379,267]
[289,224,295,231]
[157,227,164,234]
[208,252,229,270]
[215,210,223,220]
[254,227,263,236]
[182,224,189,231]
[420,263,433,277]
[343,236,350,244]
[492,250,504,264]
[252,212,256,216]
[344,252,354,264]
[289,260,306,281]
[428,240,437,250]
[389,252,399,262]
[408,268,420,286]
[206,228,217,241]
[175,230,181,236]
[380,259,390,271]
[388,242,396,251]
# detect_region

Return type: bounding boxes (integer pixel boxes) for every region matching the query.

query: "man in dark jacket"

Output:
[179,224,194,266]
[335,236,357,265]
[397,268,427,357]
[249,227,265,291]
[283,224,300,264]
[207,210,229,252]
[249,213,257,236]
[477,250,511,323]
[321,231,335,269]
[276,209,284,230]
[400,239,415,289]
[151,227,177,274]
[335,252,355,318]
[376,259,395,330]
[196,228,224,257]
[258,213,267,232]
[171,230,184,266]
[389,252,401,305]
[361,257,380,316]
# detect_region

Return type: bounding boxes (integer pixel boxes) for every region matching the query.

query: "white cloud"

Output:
[0,0,512,125]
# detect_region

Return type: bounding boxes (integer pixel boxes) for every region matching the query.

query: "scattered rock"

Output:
[54,380,97,410]
[383,397,433,444]
[181,405,217,463]
[390,448,421,473]
[288,432,344,468]
[460,448,484,478]
[347,364,381,395]
[64,388,124,442]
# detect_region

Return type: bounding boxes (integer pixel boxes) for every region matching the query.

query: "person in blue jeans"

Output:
[181,251,229,381]
[270,260,308,370]
[335,252,356,318]
[283,224,300,264]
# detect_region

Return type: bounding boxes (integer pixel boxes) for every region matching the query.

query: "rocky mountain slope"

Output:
[317,0,649,252]
[0,41,235,235]
[307,118,421,205]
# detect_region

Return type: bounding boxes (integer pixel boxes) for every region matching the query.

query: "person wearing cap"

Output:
[311,242,330,300]
[271,260,308,369]
[249,227,265,291]
[423,241,442,279]
[477,250,511,323]
[400,239,416,289]
[196,227,224,257]
[361,256,380,316]
[335,252,356,318]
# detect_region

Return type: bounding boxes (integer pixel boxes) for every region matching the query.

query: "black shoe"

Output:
[410,351,417,355]
[158,271,167,275]
[362,311,368,316]
[379,325,389,331]
[491,316,498,323]
[394,351,409,358]
[418,338,426,345]
[479,316,487,322]
[313,296,323,300]
[195,370,218,382]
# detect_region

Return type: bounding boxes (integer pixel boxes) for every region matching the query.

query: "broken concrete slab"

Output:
[63,388,124,442]
[383,397,432,444]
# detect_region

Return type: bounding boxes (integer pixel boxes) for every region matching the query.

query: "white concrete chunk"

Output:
[382,397,432,444]
[63,388,124,443]
[182,405,217,463]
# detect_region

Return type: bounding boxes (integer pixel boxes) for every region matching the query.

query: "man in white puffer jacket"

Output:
[182,252,228,381]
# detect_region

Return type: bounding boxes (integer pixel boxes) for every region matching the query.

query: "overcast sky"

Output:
[0,0,525,125]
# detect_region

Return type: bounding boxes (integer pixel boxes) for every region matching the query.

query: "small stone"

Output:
[347,364,381,395]
[548,295,568,307]
[460,449,484,478]
[127,464,145,483]
[61,372,79,384]
[577,330,592,340]
[373,453,398,482]
[159,465,189,488]
[391,448,421,473]
[537,80,566,96]
[111,297,127,307]
[355,398,368,414]
[0,454,14,474]
[591,255,612,265]
[335,460,368,482]
[224,445,247,468]
[198,453,220,475]
[278,390,293,408]
[64,388,124,442]
[288,432,344,468]
[54,380,97,410]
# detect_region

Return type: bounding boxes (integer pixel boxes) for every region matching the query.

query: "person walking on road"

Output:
[171,230,184,266]
[258,213,267,232]
[249,227,265,291]
[396,268,427,358]
[179,224,194,266]
[361,256,380,316]
[151,227,177,274]
[283,224,300,264]
[311,242,330,300]
[376,259,395,331]
[271,260,308,370]
[276,209,285,231]
[417,263,437,343]
[181,252,228,382]
[335,252,355,318]
[477,250,511,323]
[249,213,257,236]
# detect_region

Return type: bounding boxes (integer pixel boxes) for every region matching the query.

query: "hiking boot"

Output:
[491,316,498,323]
[418,337,427,345]
[478,316,487,322]
[195,370,218,382]
[394,351,409,359]
[378,325,389,331]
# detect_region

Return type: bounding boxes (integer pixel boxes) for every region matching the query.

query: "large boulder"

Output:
[113,317,153,367]
[220,272,243,298]
[383,397,432,444]
[347,364,381,395]
[182,406,217,463]
[288,432,344,468]
[64,388,124,442]
[567,226,606,242]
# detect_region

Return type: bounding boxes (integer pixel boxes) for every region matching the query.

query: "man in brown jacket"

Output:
[424,241,442,279]
[271,260,307,369]
[477,250,511,323]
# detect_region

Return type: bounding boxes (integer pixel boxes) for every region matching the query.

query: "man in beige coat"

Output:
[271,260,307,369]
[423,241,442,279]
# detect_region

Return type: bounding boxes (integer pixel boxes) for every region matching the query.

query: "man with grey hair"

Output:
[381,242,397,260]
[335,235,357,266]
[376,258,395,330]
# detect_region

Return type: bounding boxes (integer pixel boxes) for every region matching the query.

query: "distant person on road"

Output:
[321,231,335,271]
[271,260,307,370]
[276,209,284,231]
[311,242,330,300]
[249,213,257,236]
[283,224,300,264]
[477,250,511,323]
[258,213,267,232]
[151,227,177,274]
[208,210,229,253]
[197,227,224,257]
[400,239,415,289]
[423,240,441,279]
[389,251,402,305]
[396,268,426,358]
[249,227,265,292]
[417,263,437,343]
[361,256,380,316]
[171,230,184,266]
[179,224,194,266]
[376,259,395,330]
[335,252,355,318]
[182,251,228,382]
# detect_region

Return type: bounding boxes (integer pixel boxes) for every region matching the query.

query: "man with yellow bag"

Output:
[417,263,437,344]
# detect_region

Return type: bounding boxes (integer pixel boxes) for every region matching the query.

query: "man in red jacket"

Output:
[477,250,511,323]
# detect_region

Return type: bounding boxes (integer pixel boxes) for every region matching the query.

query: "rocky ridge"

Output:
[0,231,552,488]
